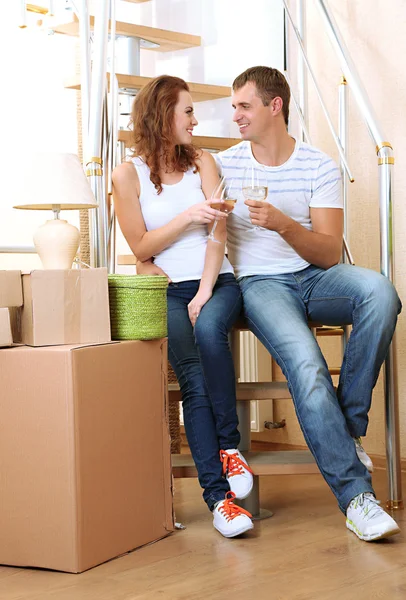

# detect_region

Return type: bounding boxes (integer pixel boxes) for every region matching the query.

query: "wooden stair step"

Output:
[65,74,230,103]
[54,14,200,52]
[118,130,240,151]
[172,451,318,478]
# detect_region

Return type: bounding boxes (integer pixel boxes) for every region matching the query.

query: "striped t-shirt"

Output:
[215,139,343,278]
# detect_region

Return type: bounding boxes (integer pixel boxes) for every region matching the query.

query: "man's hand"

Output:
[245,199,289,232]
[136,259,172,283]
[188,288,212,326]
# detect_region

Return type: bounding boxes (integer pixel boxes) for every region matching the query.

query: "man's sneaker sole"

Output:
[346,518,400,541]
[214,521,254,538]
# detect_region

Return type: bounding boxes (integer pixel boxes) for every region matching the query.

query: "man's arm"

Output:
[245,201,343,269]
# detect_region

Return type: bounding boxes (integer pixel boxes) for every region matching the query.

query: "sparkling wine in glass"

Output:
[208,179,236,243]
[242,167,268,231]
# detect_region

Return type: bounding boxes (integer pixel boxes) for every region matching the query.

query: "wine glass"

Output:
[242,167,268,231]
[207,178,237,244]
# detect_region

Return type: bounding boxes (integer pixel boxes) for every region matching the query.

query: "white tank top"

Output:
[131,157,234,282]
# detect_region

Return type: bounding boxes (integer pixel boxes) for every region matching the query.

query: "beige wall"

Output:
[258,1,406,459]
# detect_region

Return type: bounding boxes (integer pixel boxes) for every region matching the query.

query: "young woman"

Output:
[112,75,253,538]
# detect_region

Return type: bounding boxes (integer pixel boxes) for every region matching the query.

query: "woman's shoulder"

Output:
[195,148,216,170]
[112,160,139,186]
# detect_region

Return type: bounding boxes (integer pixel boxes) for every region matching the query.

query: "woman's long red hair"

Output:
[129,75,200,194]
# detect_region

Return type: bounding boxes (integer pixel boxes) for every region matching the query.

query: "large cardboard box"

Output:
[21,268,111,346]
[0,270,23,308]
[0,308,12,347]
[0,339,173,573]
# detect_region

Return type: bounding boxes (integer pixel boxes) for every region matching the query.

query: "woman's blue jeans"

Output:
[167,273,242,510]
[239,264,401,513]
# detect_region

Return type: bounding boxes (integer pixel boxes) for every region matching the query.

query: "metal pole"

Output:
[107,0,118,274]
[19,0,27,28]
[77,0,91,163]
[284,71,312,144]
[297,0,308,141]
[339,77,349,253]
[379,154,403,509]
[87,0,110,268]
[339,76,350,349]
[283,6,288,73]
[115,36,141,75]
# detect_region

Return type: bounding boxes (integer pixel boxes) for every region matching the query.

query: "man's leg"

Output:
[303,263,401,437]
[239,274,374,514]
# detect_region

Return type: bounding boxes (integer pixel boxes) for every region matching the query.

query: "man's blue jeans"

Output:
[167,273,242,510]
[239,264,401,513]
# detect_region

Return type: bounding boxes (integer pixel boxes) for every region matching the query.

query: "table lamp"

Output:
[13,152,98,270]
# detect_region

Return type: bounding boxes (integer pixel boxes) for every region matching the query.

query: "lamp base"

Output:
[33,219,80,270]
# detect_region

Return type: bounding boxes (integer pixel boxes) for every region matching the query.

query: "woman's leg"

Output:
[167,280,229,510]
[193,273,243,449]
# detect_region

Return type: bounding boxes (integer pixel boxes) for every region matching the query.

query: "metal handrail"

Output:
[285,0,401,508]
[316,0,387,150]
[315,0,401,510]
[282,0,354,183]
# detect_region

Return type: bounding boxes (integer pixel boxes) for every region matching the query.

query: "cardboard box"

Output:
[8,307,21,343]
[0,308,12,347]
[0,339,173,573]
[21,268,111,346]
[0,270,23,308]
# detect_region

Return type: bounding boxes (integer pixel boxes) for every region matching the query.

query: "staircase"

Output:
[35,0,401,511]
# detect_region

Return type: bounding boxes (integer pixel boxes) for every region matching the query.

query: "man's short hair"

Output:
[232,66,290,126]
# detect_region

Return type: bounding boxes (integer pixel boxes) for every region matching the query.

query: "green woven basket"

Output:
[108,275,168,340]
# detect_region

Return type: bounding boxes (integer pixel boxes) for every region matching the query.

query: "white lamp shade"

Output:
[13,152,98,210]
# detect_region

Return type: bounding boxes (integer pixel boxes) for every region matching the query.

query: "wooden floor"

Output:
[1,469,405,600]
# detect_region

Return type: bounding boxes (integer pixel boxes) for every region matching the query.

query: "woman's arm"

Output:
[188,151,228,325]
[112,161,226,262]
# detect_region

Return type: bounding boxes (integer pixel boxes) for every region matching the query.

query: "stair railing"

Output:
[283,0,402,509]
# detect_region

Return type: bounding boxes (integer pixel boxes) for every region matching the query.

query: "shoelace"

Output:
[220,450,254,478]
[218,491,252,521]
[351,493,383,521]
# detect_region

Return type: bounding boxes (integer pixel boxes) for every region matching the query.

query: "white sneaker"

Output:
[354,437,374,472]
[213,492,254,538]
[346,492,400,541]
[220,449,254,500]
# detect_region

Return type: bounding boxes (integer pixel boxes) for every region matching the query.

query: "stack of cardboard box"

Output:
[0,268,173,573]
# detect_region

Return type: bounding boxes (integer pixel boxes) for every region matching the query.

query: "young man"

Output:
[214,65,401,541]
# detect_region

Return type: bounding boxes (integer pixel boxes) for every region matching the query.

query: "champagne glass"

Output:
[208,178,237,244]
[242,167,268,231]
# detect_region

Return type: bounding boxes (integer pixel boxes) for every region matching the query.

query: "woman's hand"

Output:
[136,259,172,283]
[188,288,213,326]
[186,199,226,225]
